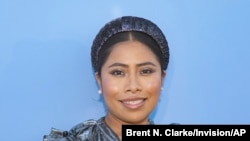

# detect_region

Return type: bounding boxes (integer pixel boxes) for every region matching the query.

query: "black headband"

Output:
[91,16,169,72]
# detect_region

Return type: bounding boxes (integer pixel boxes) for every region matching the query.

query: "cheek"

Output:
[101,77,120,96]
[147,83,161,92]
[144,77,162,94]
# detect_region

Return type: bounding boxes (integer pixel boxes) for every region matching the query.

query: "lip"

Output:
[119,97,146,109]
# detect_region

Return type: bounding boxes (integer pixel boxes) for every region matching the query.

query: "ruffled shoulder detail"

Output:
[43,119,98,141]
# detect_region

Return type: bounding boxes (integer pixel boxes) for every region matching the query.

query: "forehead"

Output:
[106,40,159,63]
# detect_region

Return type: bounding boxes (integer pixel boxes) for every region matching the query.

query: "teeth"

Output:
[123,99,143,105]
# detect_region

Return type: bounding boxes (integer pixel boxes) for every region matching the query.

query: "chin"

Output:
[122,114,149,124]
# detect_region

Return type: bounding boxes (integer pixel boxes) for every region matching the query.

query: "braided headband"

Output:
[91,16,169,72]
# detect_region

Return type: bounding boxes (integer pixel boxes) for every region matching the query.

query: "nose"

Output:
[125,74,142,93]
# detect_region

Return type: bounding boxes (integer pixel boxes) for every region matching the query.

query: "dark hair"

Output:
[91,16,169,73]
[97,31,163,75]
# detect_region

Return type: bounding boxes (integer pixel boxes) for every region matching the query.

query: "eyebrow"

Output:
[108,62,157,68]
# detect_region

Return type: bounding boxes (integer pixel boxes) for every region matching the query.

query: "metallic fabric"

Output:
[43,117,154,141]
[91,16,169,72]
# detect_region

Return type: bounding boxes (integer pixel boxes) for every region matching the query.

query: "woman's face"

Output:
[96,40,165,124]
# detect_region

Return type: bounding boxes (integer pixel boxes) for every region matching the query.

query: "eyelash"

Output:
[110,68,155,76]
[110,70,124,76]
[140,69,154,75]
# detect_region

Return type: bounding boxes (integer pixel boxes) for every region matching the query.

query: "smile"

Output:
[120,98,146,109]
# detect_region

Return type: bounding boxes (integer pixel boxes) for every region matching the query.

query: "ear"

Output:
[95,72,102,90]
[162,70,166,79]
[161,70,167,85]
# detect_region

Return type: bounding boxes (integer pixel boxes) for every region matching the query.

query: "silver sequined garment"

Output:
[43,117,154,141]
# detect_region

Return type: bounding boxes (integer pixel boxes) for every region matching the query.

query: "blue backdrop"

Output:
[1,0,250,140]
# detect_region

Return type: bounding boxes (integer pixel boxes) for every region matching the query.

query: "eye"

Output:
[110,70,125,76]
[140,68,154,75]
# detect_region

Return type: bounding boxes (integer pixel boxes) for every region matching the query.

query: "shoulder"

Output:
[43,119,99,141]
[69,119,98,139]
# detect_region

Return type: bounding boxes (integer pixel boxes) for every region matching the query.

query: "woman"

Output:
[43,16,169,141]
